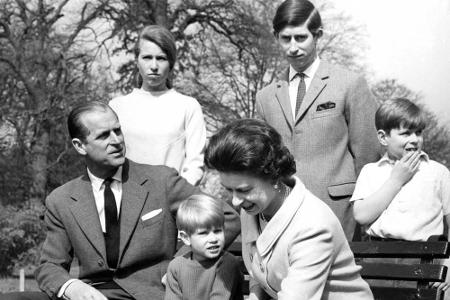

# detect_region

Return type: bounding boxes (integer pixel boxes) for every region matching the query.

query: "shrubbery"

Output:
[0,205,46,276]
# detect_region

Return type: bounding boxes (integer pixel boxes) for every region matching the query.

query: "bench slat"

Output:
[359,262,447,281]
[371,286,443,300]
[351,241,450,259]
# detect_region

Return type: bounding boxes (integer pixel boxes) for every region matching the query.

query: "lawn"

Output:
[0,277,39,293]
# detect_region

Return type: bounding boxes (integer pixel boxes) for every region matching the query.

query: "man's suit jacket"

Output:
[256,61,380,240]
[35,159,240,300]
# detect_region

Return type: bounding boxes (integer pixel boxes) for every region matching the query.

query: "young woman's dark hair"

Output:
[205,119,296,182]
[273,0,322,37]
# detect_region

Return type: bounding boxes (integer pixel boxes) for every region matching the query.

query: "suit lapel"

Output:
[256,177,305,256]
[275,69,294,131]
[70,175,107,260]
[295,61,329,125]
[118,160,149,263]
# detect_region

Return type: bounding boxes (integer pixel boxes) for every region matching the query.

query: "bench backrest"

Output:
[350,239,450,300]
[225,238,450,300]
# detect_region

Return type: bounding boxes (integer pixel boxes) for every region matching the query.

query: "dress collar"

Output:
[254,176,305,256]
[87,166,123,192]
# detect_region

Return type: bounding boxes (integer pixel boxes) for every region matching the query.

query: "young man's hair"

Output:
[272,0,322,37]
[375,98,426,133]
[176,194,225,235]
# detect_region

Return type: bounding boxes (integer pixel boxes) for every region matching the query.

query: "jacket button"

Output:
[98,260,104,267]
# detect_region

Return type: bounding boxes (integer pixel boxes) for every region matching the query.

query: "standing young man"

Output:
[256,0,380,240]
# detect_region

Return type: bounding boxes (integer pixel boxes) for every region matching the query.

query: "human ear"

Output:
[314,28,323,39]
[72,138,87,155]
[179,231,191,246]
[377,129,388,147]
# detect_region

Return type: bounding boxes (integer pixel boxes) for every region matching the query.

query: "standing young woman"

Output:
[110,25,206,185]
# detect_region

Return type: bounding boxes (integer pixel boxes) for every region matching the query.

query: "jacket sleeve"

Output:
[255,92,266,121]
[277,225,334,300]
[344,75,381,175]
[181,99,207,186]
[35,195,73,298]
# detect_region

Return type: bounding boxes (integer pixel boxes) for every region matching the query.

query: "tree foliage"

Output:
[0,0,111,207]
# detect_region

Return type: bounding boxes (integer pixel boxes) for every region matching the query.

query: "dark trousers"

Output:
[0,282,134,300]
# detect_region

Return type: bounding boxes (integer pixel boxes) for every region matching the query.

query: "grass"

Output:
[0,277,39,293]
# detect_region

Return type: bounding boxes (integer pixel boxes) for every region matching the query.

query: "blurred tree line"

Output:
[0,0,449,275]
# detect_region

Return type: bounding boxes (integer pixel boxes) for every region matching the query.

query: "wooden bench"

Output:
[226,236,450,300]
[351,236,450,300]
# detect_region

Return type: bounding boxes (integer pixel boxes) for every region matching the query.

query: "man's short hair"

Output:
[273,0,322,36]
[375,98,426,133]
[67,101,114,141]
[176,194,225,235]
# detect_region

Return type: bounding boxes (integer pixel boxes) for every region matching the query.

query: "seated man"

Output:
[4,101,240,300]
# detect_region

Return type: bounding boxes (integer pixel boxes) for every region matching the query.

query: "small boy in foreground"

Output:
[164,194,243,300]
[351,98,450,290]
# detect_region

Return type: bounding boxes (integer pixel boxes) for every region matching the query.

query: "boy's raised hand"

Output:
[390,151,421,186]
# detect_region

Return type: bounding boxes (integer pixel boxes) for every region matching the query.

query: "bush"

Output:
[0,205,46,276]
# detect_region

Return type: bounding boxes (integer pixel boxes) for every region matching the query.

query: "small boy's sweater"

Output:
[164,250,243,300]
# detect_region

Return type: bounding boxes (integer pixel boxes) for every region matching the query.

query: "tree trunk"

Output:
[29,125,49,209]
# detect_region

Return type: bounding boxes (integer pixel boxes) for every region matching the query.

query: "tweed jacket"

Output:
[241,177,373,300]
[255,61,380,239]
[35,159,240,300]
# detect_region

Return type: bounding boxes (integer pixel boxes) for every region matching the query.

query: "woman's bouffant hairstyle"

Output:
[135,25,177,88]
[205,119,296,182]
[273,0,322,37]
[375,98,426,134]
[176,194,225,235]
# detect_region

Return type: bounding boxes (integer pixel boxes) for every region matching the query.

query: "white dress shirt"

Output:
[288,57,321,119]
[87,167,123,232]
[58,166,123,298]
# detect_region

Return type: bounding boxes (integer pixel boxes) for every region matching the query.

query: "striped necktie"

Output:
[295,73,306,117]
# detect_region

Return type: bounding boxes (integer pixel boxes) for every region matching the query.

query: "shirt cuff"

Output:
[57,278,79,300]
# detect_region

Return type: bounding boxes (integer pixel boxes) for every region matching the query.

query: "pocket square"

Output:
[141,209,162,221]
[316,101,336,111]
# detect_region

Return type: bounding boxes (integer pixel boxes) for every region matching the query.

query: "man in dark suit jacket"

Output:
[256,0,380,240]
[4,101,240,300]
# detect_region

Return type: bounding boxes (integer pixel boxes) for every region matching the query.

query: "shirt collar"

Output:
[87,166,123,191]
[378,151,429,166]
[288,56,321,82]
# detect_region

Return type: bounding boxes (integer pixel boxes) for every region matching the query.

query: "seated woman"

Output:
[204,119,373,300]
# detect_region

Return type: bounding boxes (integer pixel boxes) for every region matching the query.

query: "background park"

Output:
[1,0,449,292]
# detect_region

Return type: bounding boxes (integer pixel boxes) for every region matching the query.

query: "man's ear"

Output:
[314,27,323,39]
[179,231,191,246]
[377,129,388,146]
[72,138,87,155]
